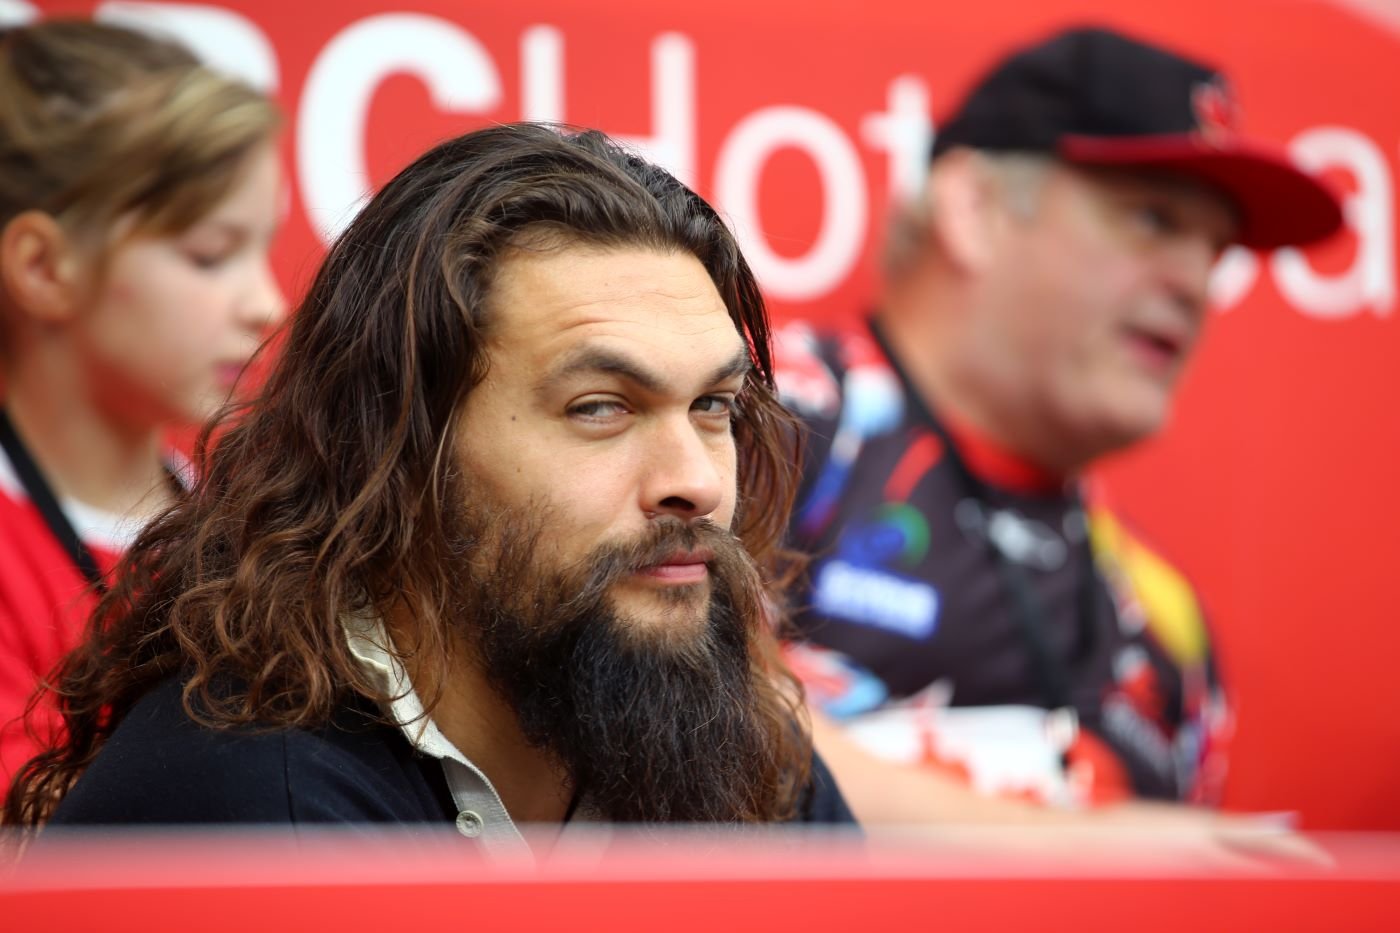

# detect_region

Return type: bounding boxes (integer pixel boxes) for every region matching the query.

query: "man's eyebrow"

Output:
[537,345,751,397]
[707,347,753,386]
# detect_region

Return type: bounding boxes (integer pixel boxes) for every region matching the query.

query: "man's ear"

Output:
[1,210,84,325]
[924,149,1000,274]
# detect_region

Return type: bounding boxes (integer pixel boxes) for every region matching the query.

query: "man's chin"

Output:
[1122,384,1176,437]
[605,581,715,643]
[1081,370,1176,445]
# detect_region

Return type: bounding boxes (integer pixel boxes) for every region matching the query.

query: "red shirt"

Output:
[0,471,122,782]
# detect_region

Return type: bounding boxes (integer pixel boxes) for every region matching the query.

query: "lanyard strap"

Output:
[0,408,107,592]
[867,317,1102,711]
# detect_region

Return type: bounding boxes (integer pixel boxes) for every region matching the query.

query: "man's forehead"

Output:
[487,244,742,356]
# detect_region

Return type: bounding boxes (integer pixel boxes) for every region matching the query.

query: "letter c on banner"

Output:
[298,13,502,245]
[715,106,867,302]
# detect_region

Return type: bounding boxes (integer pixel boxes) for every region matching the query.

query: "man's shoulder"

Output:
[50,677,297,825]
[786,749,859,826]
[49,677,447,827]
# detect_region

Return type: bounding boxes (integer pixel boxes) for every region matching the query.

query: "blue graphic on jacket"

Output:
[797,364,904,537]
[811,503,939,640]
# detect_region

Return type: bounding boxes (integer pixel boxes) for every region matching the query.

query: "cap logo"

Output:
[1191,80,1239,147]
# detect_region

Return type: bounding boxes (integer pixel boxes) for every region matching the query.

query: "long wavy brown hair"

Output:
[4,123,809,831]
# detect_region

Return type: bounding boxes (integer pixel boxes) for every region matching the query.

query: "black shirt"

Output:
[49,675,856,830]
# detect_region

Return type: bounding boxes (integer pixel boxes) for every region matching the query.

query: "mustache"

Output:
[555,518,738,608]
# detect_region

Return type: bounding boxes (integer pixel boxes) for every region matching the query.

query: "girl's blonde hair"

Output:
[0,19,279,246]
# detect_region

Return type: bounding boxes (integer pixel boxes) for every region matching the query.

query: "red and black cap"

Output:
[931,26,1344,249]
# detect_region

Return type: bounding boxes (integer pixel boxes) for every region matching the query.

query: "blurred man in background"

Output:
[777,26,1342,825]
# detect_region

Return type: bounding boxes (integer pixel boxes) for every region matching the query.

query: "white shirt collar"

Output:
[342,612,607,860]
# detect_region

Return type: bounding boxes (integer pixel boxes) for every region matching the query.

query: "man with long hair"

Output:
[4,123,851,843]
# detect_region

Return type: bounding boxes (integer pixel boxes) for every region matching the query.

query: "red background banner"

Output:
[21,0,1400,829]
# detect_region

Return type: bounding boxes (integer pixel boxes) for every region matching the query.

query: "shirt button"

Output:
[455,810,484,838]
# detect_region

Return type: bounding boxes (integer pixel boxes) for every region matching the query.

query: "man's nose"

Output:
[1159,231,1221,317]
[638,416,727,522]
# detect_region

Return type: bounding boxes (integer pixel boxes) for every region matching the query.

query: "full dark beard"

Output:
[446,503,793,824]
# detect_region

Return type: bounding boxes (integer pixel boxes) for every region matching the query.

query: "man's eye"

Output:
[567,399,629,419]
[692,395,736,417]
[1131,203,1177,236]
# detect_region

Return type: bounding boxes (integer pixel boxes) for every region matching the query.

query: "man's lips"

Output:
[1123,324,1190,372]
[635,548,714,584]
